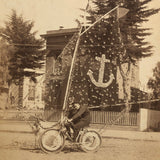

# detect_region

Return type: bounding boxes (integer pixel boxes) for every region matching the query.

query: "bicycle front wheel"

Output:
[39,129,65,153]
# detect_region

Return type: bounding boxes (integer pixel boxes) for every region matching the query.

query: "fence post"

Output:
[139,108,149,131]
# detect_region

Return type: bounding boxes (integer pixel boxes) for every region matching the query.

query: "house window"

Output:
[28,80,36,101]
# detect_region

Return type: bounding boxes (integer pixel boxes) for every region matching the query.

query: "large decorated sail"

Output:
[62,6,126,109]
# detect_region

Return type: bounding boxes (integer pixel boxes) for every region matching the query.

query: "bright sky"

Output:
[0,0,160,89]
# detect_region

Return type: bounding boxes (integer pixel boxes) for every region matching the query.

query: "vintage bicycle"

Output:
[32,116,102,153]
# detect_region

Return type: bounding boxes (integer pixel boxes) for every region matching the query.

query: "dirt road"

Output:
[0,132,160,160]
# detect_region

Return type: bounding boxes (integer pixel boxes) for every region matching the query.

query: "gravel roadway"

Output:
[0,132,160,160]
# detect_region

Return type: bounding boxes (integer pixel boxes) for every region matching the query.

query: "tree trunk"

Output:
[119,62,131,124]
[18,77,24,108]
[122,76,131,112]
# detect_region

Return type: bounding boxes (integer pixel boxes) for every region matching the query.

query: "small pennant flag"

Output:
[118,7,129,19]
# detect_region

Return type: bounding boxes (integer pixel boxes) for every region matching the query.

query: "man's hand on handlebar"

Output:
[67,119,73,123]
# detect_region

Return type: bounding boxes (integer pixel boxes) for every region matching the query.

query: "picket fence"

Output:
[44,110,139,126]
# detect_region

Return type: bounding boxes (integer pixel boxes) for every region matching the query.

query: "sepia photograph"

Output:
[0,0,160,160]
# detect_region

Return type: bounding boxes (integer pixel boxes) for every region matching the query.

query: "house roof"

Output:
[41,28,79,38]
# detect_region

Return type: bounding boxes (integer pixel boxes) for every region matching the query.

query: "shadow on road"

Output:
[1,141,84,154]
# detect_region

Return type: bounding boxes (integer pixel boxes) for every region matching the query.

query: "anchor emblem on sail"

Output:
[87,54,114,88]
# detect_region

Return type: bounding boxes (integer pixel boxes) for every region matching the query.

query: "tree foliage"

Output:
[147,62,160,98]
[0,10,45,82]
[0,39,14,88]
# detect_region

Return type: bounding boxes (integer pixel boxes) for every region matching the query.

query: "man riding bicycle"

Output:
[65,103,90,141]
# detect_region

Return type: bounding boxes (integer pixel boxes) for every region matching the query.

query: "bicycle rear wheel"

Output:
[79,130,101,152]
[39,129,65,153]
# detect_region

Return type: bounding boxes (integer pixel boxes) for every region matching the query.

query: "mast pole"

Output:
[61,27,82,120]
